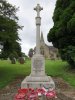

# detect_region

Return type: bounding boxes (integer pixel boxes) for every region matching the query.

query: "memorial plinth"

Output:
[21,4,55,90]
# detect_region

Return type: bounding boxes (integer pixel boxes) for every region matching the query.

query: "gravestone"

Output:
[11,58,16,64]
[18,57,25,64]
[0,42,3,49]
[21,4,55,90]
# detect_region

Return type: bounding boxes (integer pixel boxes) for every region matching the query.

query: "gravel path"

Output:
[0,76,75,100]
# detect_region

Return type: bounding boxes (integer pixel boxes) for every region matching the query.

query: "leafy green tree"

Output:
[47,0,75,68]
[21,52,29,60]
[0,0,22,59]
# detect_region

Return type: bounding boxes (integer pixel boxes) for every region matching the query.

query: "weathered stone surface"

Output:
[18,57,25,64]
[21,4,55,89]
[31,54,45,76]
[21,54,55,89]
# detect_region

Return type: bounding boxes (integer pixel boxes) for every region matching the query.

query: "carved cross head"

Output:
[34,4,43,17]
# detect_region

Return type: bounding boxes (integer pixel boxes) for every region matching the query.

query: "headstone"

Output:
[0,42,3,49]
[11,58,16,64]
[21,4,55,90]
[18,57,25,64]
[0,45,3,49]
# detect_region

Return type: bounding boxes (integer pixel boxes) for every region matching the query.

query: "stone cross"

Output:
[34,4,43,17]
[34,4,43,54]
[21,4,55,90]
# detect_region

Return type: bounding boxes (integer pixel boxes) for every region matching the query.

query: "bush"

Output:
[59,46,75,68]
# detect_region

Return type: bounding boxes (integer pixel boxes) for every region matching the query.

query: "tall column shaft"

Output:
[36,17,41,54]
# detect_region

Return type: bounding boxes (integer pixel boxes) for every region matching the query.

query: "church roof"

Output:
[40,32,57,52]
[40,32,44,42]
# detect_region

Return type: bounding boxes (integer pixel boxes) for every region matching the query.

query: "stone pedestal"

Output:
[21,54,55,89]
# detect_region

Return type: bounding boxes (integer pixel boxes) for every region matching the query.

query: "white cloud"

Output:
[7,0,56,55]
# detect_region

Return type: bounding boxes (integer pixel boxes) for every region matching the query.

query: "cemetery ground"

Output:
[0,59,75,100]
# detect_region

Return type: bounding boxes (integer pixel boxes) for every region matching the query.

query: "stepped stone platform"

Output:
[0,76,75,100]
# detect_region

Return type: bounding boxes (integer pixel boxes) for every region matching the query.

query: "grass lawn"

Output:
[0,60,31,89]
[45,60,75,87]
[0,59,75,89]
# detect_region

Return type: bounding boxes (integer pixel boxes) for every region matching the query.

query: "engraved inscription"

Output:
[33,58,43,71]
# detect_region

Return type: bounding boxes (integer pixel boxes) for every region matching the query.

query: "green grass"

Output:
[45,60,75,87]
[0,59,75,89]
[0,60,31,89]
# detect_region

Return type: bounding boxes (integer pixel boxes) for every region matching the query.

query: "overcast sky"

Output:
[7,0,56,55]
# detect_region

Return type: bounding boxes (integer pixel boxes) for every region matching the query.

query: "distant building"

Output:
[34,32,60,60]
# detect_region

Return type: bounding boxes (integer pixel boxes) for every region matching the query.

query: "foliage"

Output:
[47,0,75,68]
[59,46,75,68]
[0,0,22,59]
[9,53,15,60]
[21,52,29,60]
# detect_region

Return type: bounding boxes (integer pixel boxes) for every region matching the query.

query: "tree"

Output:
[47,0,75,68]
[21,52,29,60]
[28,48,34,58]
[0,0,22,59]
